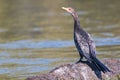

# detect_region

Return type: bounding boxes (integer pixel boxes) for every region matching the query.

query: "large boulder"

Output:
[26,58,120,80]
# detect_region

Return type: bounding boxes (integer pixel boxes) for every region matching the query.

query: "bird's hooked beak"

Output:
[62,7,75,17]
[62,7,69,12]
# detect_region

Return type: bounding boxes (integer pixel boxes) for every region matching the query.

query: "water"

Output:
[0,0,120,79]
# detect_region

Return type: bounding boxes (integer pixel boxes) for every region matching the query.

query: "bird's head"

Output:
[62,7,77,17]
[62,7,75,14]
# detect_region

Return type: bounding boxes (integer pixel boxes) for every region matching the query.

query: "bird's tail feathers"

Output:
[92,57,111,73]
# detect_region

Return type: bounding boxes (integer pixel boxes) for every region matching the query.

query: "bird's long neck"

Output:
[72,13,81,31]
[73,12,88,40]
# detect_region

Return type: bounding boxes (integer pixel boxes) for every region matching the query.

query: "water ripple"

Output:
[0,58,59,65]
[96,37,120,46]
[0,37,119,49]
[0,40,74,49]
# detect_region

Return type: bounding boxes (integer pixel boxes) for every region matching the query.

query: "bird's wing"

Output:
[75,33,96,60]
[88,40,96,57]
[75,33,90,59]
[79,40,91,59]
[87,33,96,57]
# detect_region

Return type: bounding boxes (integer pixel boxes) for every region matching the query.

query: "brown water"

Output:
[0,0,120,80]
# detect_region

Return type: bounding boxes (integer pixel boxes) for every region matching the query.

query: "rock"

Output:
[26,58,120,80]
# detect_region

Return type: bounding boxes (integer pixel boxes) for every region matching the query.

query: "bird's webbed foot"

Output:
[76,58,83,64]
[75,57,87,64]
[76,59,81,64]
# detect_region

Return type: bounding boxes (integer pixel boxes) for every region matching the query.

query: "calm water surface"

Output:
[0,0,120,79]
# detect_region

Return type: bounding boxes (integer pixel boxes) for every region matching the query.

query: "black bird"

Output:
[62,7,111,73]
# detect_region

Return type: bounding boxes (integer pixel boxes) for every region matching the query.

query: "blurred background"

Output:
[0,0,120,80]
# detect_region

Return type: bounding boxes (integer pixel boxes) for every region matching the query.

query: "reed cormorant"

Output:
[62,7,111,73]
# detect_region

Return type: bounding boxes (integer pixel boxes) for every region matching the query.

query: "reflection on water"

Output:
[0,0,120,80]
